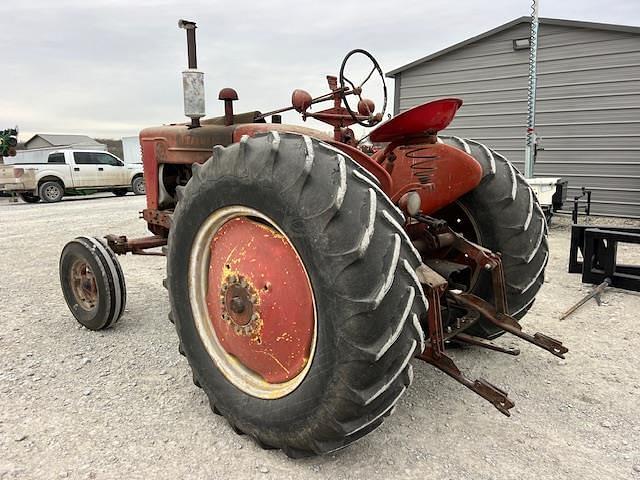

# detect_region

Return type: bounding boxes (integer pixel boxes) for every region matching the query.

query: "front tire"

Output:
[167,132,426,456]
[439,136,548,338]
[60,237,126,330]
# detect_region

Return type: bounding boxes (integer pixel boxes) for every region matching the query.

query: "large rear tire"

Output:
[438,136,548,339]
[167,132,427,456]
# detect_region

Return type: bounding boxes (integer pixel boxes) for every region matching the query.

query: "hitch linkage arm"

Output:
[412,215,568,416]
[449,291,568,359]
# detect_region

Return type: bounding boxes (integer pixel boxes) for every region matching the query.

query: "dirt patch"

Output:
[0,196,638,479]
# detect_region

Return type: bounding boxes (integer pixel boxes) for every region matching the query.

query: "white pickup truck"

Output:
[0,149,145,203]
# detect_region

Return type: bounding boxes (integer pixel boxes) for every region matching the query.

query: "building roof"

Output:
[387,16,640,77]
[24,133,103,148]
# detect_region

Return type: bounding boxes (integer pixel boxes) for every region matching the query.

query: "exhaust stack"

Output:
[178,19,205,128]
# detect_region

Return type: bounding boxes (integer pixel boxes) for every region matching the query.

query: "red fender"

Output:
[384,141,483,214]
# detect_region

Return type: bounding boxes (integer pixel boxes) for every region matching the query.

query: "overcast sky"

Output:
[2,0,639,141]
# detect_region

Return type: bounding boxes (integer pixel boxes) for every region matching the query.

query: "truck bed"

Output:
[0,165,37,194]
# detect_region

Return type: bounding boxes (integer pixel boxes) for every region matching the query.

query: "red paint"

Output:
[369,98,463,143]
[385,142,483,214]
[206,217,315,384]
[327,141,393,195]
[233,124,333,143]
[140,135,160,210]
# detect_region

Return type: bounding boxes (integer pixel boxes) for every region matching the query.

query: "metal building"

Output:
[388,17,640,218]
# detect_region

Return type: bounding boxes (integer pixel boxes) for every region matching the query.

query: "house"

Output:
[23,134,106,151]
[388,17,640,218]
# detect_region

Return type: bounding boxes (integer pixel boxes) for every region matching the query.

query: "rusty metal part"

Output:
[291,89,313,113]
[559,278,610,321]
[444,309,480,339]
[178,19,198,69]
[339,127,357,146]
[423,213,568,361]
[418,350,515,416]
[304,76,374,136]
[257,76,367,135]
[142,209,173,230]
[418,217,567,359]
[424,259,471,290]
[193,208,316,393]
[218,88,239,126]
[357,98,375,116]
[417,213,508,313]
[220,274,260,336]
[104,234,167,256]
[70,260,98,311]
[415,264,448,353]
[414,263,515,416]
[454,333,520,356]
[450,291,568,359]
[412,212,569,415]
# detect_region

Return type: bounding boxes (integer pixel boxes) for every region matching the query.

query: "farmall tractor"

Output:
[59,21,566,457]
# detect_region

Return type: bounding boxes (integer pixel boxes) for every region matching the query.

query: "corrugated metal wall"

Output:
[394,22,640,218]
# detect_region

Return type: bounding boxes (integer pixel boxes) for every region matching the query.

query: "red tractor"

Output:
[59,20,566,457]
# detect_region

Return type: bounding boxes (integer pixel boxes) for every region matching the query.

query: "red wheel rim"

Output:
[70,260,98,311]
[189,207,316,398]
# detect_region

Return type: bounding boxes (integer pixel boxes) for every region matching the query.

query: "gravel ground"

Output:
[0,194,639,480]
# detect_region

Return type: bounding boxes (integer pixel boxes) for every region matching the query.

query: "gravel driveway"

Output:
[1,194,639,479]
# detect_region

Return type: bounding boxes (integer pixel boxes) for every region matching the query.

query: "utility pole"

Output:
[524,0,540,179]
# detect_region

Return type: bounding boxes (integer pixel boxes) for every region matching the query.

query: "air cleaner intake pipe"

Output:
[178,19,205,128]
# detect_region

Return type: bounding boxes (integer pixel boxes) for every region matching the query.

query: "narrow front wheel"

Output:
[59,237,127,330]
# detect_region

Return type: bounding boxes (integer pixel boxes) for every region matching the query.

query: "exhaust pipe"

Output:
[178,19,205,129]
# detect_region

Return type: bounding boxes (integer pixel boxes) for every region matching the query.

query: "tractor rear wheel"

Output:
[438,136,548,339]
[167,132,426,456]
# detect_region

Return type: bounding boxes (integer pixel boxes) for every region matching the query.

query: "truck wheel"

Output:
[131,176,145,195]
[59,236,126,330]
[167,132,426,456]
[439,136,548,339]
[112,188,128,196]
[39,181,64,203]
[19,193,40,203]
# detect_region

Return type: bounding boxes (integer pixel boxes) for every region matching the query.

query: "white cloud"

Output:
[2,0,639,139]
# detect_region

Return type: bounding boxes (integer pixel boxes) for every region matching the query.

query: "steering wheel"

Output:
[339,49,387,127]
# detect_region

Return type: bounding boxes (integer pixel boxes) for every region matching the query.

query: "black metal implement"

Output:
[569,225,640,292]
